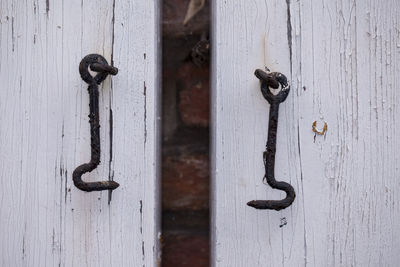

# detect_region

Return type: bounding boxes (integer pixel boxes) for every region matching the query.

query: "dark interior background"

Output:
[161,0,210,266]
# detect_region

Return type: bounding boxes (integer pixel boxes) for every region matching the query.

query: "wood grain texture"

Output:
[211,0,400,266]
[0,0,161,266]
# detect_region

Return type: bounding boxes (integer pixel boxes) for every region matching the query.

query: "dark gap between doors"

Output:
[161,0,210,266]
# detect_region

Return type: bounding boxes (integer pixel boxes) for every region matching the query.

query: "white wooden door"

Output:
[0,1,160,266]
[211,0,400,266]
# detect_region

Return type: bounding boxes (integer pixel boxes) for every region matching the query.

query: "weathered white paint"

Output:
[0,0,161,266]
[211,0,400,266]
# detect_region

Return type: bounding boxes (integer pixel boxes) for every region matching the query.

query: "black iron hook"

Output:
[72,54,120,192]
[247,69,296,211]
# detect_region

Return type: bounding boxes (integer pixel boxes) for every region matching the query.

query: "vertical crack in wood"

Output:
[108,107,114,204]
[46,0,50,16]
[144,81,147,145]
[292,2,308,264]
[108,0,117,204]
[111,0,116,65]
[286,0,293,74]
[140,200,145,265]
[298,124,308,266]
[11,17,15,52]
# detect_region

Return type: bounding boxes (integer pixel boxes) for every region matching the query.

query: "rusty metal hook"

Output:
[247,69,296,211]
[72,54,120,192]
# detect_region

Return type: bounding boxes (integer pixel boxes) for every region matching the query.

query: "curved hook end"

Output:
[73,165,120,192]
[73,179,120,192]
[247,185,296,211]
[247,197,295,211]
[247,200,272,210]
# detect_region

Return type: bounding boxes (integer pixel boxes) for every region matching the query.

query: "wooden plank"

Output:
[211,0,400,266]
[0,0,160,266]
[109,0,161,266]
